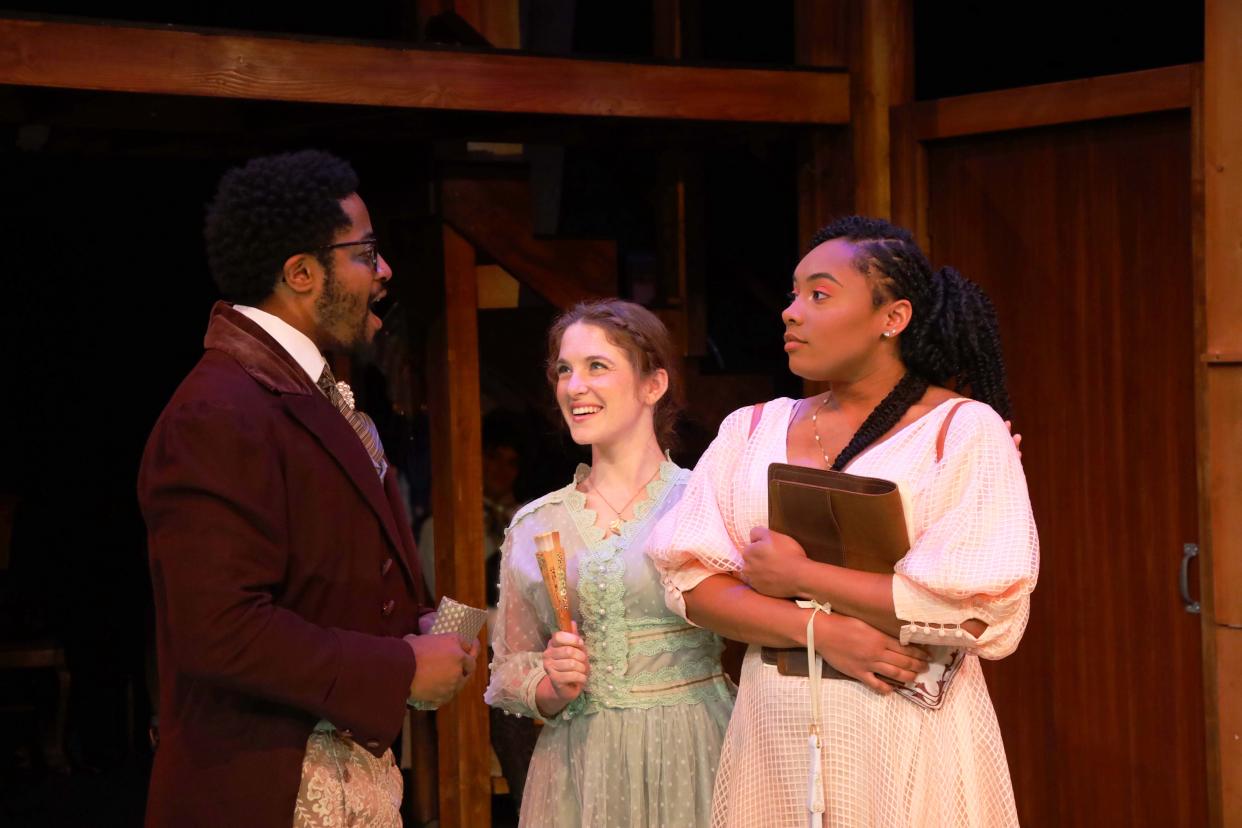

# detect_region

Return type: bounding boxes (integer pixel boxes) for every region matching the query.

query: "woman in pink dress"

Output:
[650,216,1039,827]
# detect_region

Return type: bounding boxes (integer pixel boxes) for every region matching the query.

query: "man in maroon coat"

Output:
[138,150,476,827]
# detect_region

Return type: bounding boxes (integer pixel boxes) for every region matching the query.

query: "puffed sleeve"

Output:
[648,406,753,620]
[892,403,1040,660]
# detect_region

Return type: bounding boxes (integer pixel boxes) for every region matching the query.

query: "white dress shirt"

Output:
[234,304,327,384]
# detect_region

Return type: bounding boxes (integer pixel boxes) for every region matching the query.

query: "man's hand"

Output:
[418,611,437,636]
[405,633,478,706]
[741,526,811,598]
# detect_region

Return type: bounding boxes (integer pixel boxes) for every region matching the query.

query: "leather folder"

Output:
[760,462,909,680]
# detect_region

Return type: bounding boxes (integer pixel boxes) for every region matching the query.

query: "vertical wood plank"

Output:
[794,0,849,69]
[795,0,855,398]
[653,0,709,358]
[889,104,929,251]
[796,130,854,253]
[851,0,913,218]
[426,222,490,828]
[794,0,852,251]
[1215,626,1242,827]
[1191,59,1224,828]
[1203,0,1242,823]
[653,0,683,61]
[1203,0,1242,626]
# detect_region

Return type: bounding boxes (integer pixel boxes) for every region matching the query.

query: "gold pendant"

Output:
[608,519,623,535]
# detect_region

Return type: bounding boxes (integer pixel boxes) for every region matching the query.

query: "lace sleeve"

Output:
[648,406,752,620]
[483,525,550,720]
[892,403,1040,660]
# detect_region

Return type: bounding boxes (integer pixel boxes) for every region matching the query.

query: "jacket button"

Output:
[381,558,394,577]
[381,599,396,618]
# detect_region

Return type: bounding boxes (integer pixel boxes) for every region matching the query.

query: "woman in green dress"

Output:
[484,299,733,827]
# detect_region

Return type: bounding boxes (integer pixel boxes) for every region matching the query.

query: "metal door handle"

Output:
[1180,543,1200,614]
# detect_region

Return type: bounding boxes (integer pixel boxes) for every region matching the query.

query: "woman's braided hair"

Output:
[810,216,1012,471]
[546,299,683,451]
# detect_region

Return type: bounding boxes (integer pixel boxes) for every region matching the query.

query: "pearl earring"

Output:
[882,331,895,338]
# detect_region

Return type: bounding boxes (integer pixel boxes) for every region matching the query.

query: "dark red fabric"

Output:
[138,302,432,827]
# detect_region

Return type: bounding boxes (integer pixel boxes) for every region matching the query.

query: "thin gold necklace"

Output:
[810,392,837,469]
[588,466,662,535]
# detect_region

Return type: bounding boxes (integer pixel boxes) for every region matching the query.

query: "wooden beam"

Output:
[0,17,849,124]
[793,0,851,248]
[441,175,616,309]
[650,2,707,356]
[851,0,913,218]
[426,223,490,828]
[794,1,856,400]
[890,103,929,251]
[797,0,907,399]
[794,0,849,70]
[652,0,683,61]
[1201,0,1242,823]
[794,0,853,249]
[909,64,1195,142]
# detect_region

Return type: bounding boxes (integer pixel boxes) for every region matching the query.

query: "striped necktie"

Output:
[316,365,389,480]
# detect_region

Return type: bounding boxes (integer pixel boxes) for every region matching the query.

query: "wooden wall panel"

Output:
[926,113,1206,827]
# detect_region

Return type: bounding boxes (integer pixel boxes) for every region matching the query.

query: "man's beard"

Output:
[315,265,373,359]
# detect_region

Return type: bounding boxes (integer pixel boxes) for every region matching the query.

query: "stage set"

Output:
[0,2,1237,826]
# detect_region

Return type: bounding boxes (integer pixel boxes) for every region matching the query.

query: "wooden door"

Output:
[925,112,1206,827]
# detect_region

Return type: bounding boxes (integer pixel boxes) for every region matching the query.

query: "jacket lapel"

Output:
[283,394,411,574]
[205,302,420,593]
[382,469,425,599]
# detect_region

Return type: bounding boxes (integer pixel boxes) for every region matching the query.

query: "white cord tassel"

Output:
[797,600,830,828]
[807,731,825,827]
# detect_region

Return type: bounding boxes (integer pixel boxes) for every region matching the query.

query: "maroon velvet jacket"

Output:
[138,303,432,827]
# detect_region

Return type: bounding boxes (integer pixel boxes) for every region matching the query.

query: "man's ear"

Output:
[281,253,321,296]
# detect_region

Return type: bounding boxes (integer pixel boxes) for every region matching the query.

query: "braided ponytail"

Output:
[831,373,929,470]
[917,267,1011,419]
[808,217,1012,467]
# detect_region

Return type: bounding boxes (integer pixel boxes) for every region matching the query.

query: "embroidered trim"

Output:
[624,654,721,689]
[627,625,720,658]
[561,674,733,717]
[898,621,977,647]
[572,462,681,707]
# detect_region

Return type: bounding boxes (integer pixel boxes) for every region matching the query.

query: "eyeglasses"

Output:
[317,238,378,272]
